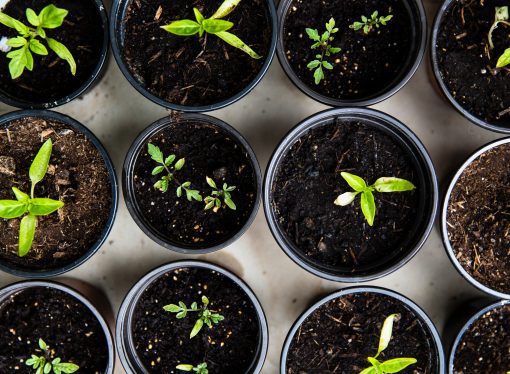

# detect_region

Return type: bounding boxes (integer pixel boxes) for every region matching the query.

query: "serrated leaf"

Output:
[54,362,79,373]
[373,177,416,193]
[46,37,76,75]
[307,60,320,69]
[214,31,261,59]
[313,66,324,84]
[28,198,64,216]
[148,144,163,163]
[165,154,176,166]
[305,28,320,41]
[29,139,52,186]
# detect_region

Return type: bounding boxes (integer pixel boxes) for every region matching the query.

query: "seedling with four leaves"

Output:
[204,176,236,211]
[25,338,79,374]
[306,18,341,85]
[349,11,393,34]
[176,362,208,374]
[487,6,510,68]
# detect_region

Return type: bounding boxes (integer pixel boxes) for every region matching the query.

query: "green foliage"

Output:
[334,172,415,226]
[488,7,510,68]
[204,176,236,211]
[349,11,393,34]
[0,4,76,79]
[161,0,260,59]
[25,338,79,374]
[163,295,225,338]
[176,362,208,374]
[0,139,64,256]
[305,18,341,84]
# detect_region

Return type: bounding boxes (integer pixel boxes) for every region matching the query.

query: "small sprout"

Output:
[176,362,208,374]
[163,295,225,338]
[488,7,510,68]
[305,17,341,85]
[25,338,79,374]
[349,11,393,34]
[0,139,64,256]
[359,314,417,374]
[204,176,236,211]
[334,172,415,226]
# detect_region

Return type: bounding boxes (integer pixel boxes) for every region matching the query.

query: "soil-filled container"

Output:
[123,113,261,253]
[110,0,277,111]
[432,0,510,133]
[0,110,118,277]
[264,108,437,282]
[277,0,426,106]
[0,0,109,109]
[116,260,269,374]
[441,137,510,299]
[281,287,445,373]
[0,280,115,373]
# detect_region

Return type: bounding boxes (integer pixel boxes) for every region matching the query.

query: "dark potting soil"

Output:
[271,119,419,273]
[282,0,413,101]
[131,267,260,373]
[0,286,109,373]
[0,117,112,270]
[122,0,272,107]
[0,0,104,103]
[453,304,510,373]
[286,292,438,373]
[447,143,510,294]
[132,118,257,249]
[436,0,510,127]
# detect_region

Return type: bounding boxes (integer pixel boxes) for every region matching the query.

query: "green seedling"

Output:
[306,17,341,85]
[488,6,510,68]
[176,362,208,374]
[359,314,417,374]
[204,176,236,211]
[349,11,393,34]
[26,338,79,374]
[0,4,76,79]
[334,172,415,226]
[0,139,64,256]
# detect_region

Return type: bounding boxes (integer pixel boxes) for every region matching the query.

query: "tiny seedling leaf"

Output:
[360,190,376,226]
[176,364,194,371]
[373,177,416,193]
[162,20,201,36]
[379,358,417,373]
[215,31,261,59]
[497,47,510,68]
[377,314,399,357]
[19,214,36,257]
[211,0,241,19]
[190,318,204,338]
[29,139,52,186]
[340,172,367,192]
[334,191,359,206]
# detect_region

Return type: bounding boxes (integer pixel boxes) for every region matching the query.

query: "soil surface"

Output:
[0,0,104,104]
[453,304,510,373]
[132,266,261,373]
[286,292,438,373]
[122,0,272,107]
[282,0,414,101]
[132,117,257,249]
[0,117,112,271]
[271,119,420,274]
[447,143,510,294]
[0,286,109,373]
[436,0,510,127]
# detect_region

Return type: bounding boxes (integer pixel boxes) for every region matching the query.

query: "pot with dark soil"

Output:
[111,0,277,111]
[281,286,445,374]
[0,110,118,277]
[276,0,426,106]
[432,0,510,133]
[264,108,438,282]
[123,113,260,253]
[116,260,269,373]
[0,0,108,109]
[0,280,115,373]
[441,137,510,299]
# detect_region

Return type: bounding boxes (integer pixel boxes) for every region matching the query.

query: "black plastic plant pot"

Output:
[0,110,118,278]
[123,113,261,254]
[264,107,438,282]
[0,280,115,373]
[441,137,510,299]
[110,0,277,112]
[276,0,426,107]
[431,0,510,134]
[280,286,446,373]
[0,0,109,109]
[116,260,269,374]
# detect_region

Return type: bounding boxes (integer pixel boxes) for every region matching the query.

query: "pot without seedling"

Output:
[0,110,118,277]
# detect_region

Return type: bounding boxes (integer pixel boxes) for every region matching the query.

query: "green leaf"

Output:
[367,357,381,367]
[214,31,261,59]
[313,65,324,84]
[37,367,43,374]
[39,339,47,350]
[176,364,194,371]
[190,318,204,338]
[202,19,233,33]
[29,39,48,55]
[165,154,176,166]
[37,26,46,38]
[26,8,39,26]
[307,60,320,69]
[7,46,31,79]
[54,362,79,373]
[19,214,37,256]
[163,304,181,312]
[52,358,61,365]
[211,0,241,19]
[0,200,27,219]
[359,367,377,374]
[0,12,30,35]
[495,6,509,22]
[360,190,376,226]
[152,166,164,175]
[6,36,27,48]
[305,28,320,41]
[38,4,68,29]
[176,310,187,319]
[29,139,52,186]
[12,187,29,203]
[497,47,510,68]
[161,20,201,36]
[326,18,335,32]
[340,172,367,191]
[322,61,333,70]
[379,358,417,373]
[320,31,329,42]
[373,177,416,193]
[204,200,215,210]
[43,362,51,374]
[224,197,236,210]
[372,10,378,19]
[206,176,217,189]
[28,198,64,216]
[186,189,202,202]
[193,8,204,24]
[334,191,359,206]
[329,47,341,54]
[174,158,185,171]
[202,295,209,305]
[148,144,163,163]
[376,314,399,357]
[176,186,183,197]
[46,37,76,75]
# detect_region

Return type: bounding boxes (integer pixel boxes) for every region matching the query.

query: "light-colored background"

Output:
[0,0,504,372]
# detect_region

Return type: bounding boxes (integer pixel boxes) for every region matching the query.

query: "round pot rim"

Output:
[109,0,277,112]
[0,279,115,373]
[263,107,438,282]
[0,109,119,278]
[115,259,269,374]
[122,113,261,254]
[430,0,510,134]
[276,0,427,107]
[280,286,446,374]
[440,136,510,299]
[0,0,109,110]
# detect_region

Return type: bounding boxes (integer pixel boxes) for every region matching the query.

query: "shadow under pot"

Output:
[123,113,261,253]
[441,137,510,299]
[281,287,445,373]
[0,0,109,109]
[276,0,426,106]
[116,260,269,374]
[0,110,118,277]
[110,0,277,111]
[431,0,510,133]
[0,280,115,373]
[264,108,438,282]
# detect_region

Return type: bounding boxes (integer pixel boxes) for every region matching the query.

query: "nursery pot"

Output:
[116,260,269,374]
[0,110,118,278]
[264,107,438,282]
[123,113,261,254]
